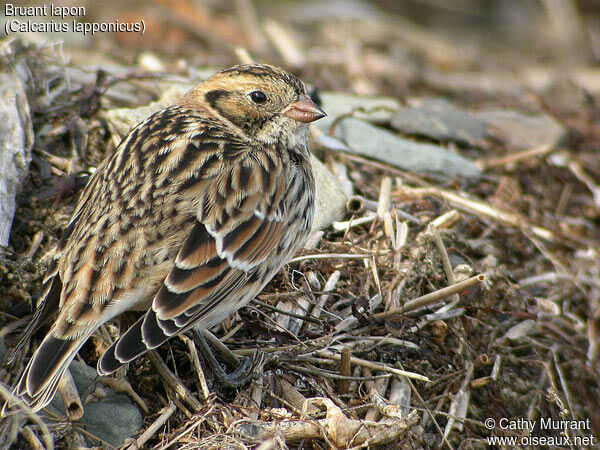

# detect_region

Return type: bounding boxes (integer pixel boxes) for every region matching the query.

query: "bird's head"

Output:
[181,64,326,148]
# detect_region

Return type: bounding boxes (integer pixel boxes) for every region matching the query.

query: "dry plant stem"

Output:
[491,354,501,381]
[232,398,416,447]
[263,19,305,67]
[36,148,72,172]
[57,368,83,420]
[101,378,149,414]
[429,223,459,304]
[395,358,454,450]
[563,153,600,207]
[255,438,280,450]
[377,177,392,218]
[0,385,54,450]
[312,271,341,321]
[179,335,210,401]
[475,144,554,170]
[221,322,244,342]
[527,369,547,422]
[338,347,351,395]
[253,299,321,324]
[387,377,411,417]
[232,417,322,443]
[234,46,254,65]
[279,378,318,415]
[430,210,460,229]
[333,212,377,232]
[422,383,450,430]
[552,346,576,420]
[285,294,313,336]
[282,363,373,381]
[71,425,113,447]
[249,376,264,420]
[170,395,192,419]
[248,305,305,345]
[289,253,371,263]
[443,362,474,439]
[412,308,465,334]
[159,404,218,450]
[25,230,44,260]
[315,350,430,382]
[347,195,378,213]
[259,291,304,301]
[588,314,600,363]
[124,402,176,450]
[234,0,267,51]
[474,354,490,370]
[374,274,485,319]
[363,368,389,421]
[0,316,30,340]
[147,350,203,412]
[555,182,573,216]
[202,329,240,367]
[524,231,575,284]
[20,427,45,450]
[471,354,502,388]
[397,186,556,242]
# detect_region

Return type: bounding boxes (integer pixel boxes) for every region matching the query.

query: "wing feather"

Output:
[98,146,290,374]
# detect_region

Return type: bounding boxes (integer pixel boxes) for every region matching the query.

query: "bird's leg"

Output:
[191,330,257,388]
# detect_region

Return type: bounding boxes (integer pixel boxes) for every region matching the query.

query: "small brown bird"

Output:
[6,64,325,413]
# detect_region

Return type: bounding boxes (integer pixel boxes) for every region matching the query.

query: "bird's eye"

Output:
[249,90,267,104]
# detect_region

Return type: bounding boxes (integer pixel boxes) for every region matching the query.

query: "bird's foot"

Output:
[193,330,260,389]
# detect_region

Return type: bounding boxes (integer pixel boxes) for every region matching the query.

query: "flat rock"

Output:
[310,156,347,232]
[330,117,480,179]
[48,361,143,447]
[104,86,192,137]
[315,91,401,130]
[391,98,487,147]
[286,0,381,22]
[474,108,566,149]
[0,50,34,246]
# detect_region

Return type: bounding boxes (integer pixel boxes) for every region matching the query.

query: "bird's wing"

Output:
[11,106,287,406]
[98,133,290,374]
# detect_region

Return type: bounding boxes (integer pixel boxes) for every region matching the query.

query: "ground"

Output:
[1,1,599,448]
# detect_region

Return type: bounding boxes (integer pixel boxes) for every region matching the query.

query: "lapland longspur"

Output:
[5,64,326,413]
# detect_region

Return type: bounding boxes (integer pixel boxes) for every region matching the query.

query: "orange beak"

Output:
[283,94,327,123]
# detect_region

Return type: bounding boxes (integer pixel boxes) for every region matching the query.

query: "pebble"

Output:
[48,361,143,447]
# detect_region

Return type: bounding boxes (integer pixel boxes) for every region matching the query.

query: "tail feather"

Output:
[7,275,62,365]
[98,309,172,375]
[4,335,83,414]
[98,315,147,375]
[23,336,77,398]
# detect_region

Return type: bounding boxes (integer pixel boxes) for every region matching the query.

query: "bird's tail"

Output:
[98,308,176,375]
[2,334,84,415]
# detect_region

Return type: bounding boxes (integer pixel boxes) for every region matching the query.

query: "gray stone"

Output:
[49,360,143,447]
[315,92,401,132]
[286,0,381,23]
[474,108,566,149]
[391,98,487,147]
[330,117,480,179]
[104,86,192,137]
[310,156,347,232]
[0,48,34,246]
